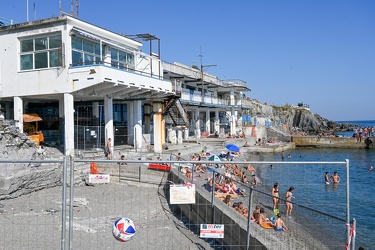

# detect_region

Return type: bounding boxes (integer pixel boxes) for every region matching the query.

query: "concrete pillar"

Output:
[134,100,142,150]
[231,108,236,136]
[59,98,64,146]
[153,101,163,153]
[214,110,220,135]
[104,96,114,150]
[144,103,151,134]
[195,110,201,139]
[93,102,100,125]
[184,128,189,140]
[230,90,235,106]
[127,102,134,144]
[14,97,23,133]
[64,93,75,156]
[205,110,210,134]
[162,118,166,146]
[178,129,183,144]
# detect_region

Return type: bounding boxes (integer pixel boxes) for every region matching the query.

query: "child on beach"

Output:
[273,214,288,232]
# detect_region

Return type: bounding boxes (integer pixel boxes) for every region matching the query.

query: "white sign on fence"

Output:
[88,174,110,184]
[200,224,224,238]
[169,183,195,204]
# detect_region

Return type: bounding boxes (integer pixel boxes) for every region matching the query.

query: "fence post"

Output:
[61,156,67,250]
[211,171,215,224]
[246,187,253,249]
[351,219,356,250]
[345,159,350,249]
[69,156,74,250]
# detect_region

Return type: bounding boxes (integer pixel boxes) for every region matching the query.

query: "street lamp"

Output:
[200,64,216,103]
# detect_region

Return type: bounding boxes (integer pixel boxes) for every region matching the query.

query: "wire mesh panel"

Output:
[0,160,65,250]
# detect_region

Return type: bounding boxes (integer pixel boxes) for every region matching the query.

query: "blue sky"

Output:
[2,0,374,121]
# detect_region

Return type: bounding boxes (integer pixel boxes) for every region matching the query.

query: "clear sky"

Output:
[2,0,374,121]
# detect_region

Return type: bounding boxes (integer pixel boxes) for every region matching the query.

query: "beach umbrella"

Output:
[226,144,240,152]
[208,155,222,162]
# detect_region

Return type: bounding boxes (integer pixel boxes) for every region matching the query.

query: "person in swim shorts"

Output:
[273,213,288,232]
[325,172,330,184]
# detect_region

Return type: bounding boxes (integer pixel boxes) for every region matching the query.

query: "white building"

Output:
[0,15,251,156]
[0,15,175,155]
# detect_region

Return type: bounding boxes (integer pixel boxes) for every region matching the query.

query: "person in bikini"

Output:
[325,172,330,184]
[272,183,279,210]
[285,187,295,216]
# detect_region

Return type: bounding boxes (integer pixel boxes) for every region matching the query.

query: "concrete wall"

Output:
[167,171,266,250]
[292,136,374,149]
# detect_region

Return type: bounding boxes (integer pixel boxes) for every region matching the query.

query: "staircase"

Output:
[163,97,189,127]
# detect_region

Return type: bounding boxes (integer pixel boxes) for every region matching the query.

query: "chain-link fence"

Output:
[0,158,355,250]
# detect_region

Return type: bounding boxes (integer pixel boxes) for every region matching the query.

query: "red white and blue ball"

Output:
[112,217,136,242]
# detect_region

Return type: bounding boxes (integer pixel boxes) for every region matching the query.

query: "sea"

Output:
[246,120,375,250]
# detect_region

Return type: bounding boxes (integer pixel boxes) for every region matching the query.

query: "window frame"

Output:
[19,32,62,71]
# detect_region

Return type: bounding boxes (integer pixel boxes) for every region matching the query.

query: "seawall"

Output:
[292,136,374,149]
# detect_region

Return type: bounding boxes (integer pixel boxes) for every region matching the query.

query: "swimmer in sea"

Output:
[325,172,330,184]
[370,166,373,171]
[330,171,340,183]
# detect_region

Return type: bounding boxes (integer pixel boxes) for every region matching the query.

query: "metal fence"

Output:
[0,158,356,250]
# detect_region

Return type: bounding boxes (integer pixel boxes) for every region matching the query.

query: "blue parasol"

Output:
[226,144,240,152]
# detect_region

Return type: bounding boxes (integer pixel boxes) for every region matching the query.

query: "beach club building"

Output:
[0,15,251,155]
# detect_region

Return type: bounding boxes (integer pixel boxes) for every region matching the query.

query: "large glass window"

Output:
[111,48,135,70]
[19,33,62,70]
[71,36,102,66]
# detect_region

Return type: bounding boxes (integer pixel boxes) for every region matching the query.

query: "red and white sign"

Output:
[200,224,224,238]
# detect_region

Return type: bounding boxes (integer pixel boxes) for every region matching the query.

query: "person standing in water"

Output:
[330,171,340,183]
[285,187,295,216]
[325,172,330,184]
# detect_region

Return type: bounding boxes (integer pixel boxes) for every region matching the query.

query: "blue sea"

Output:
[247,120,375,249]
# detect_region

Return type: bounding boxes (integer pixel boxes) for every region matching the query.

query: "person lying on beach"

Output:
[245,163,256,173]
[243,141,249,147]
[229,181,246,196]
[233,165,242,177]
[273,214,288,232]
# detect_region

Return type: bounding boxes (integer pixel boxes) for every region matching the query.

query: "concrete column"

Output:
[64,93,75,156]
[104,96,114,150]
[230,90,235,106]
[93,102,100,125]
[231,108,236,136]
[127,102,134,144]
[195,110,201,139]
[144,103,151,134]
[153,101,163,153]
[177,129,183,144]
[205,110,210,134]
[162,118,166,146]
[184,128,189,140]
[14,97,23,133]
[214,110,220,135]
[59,98,64,146]
[134,100,142,150]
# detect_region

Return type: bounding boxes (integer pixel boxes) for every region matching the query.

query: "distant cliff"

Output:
[249,102,352,135]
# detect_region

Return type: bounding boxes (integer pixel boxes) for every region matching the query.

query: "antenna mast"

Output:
[76,0,79,18]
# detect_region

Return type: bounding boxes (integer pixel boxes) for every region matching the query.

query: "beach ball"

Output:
[112,217,136,242]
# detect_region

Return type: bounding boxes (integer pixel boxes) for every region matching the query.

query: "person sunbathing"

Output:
[258,208,273,228]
